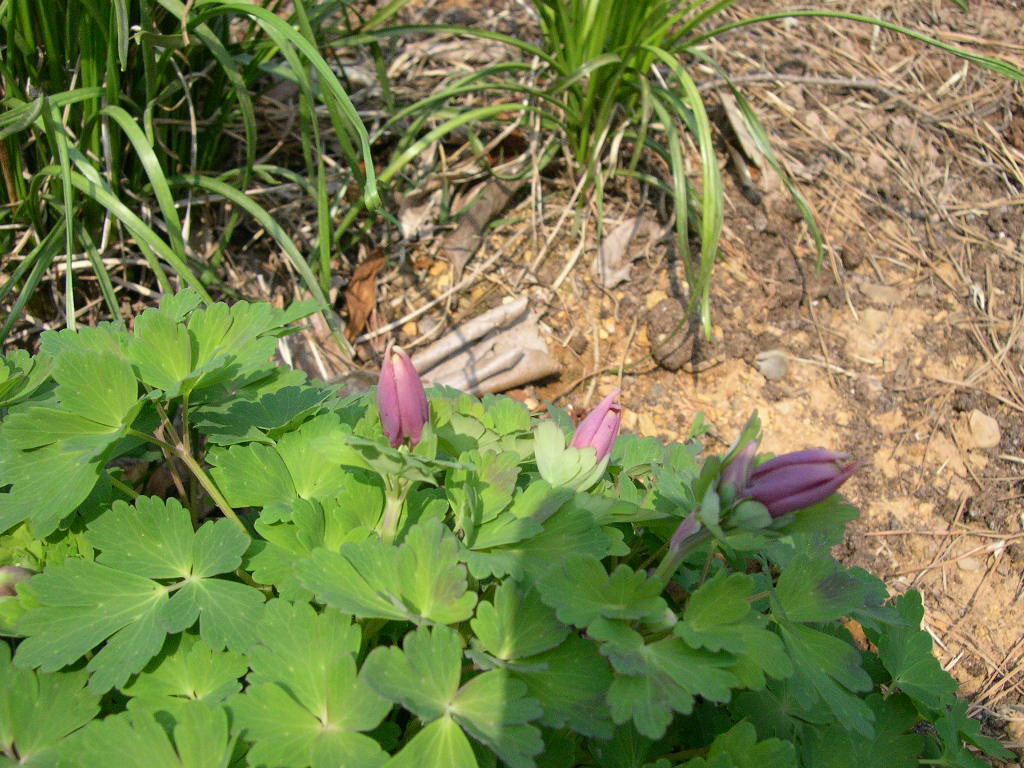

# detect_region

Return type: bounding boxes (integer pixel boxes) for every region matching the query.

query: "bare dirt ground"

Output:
[339,0,1024,754]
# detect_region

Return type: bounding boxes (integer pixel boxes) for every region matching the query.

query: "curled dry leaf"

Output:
[594,216,666,289]
[344,256,387,341]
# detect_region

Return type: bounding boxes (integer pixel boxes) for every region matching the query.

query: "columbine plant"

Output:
[376,343,431,542]
[0,292,1012,767]
[535,388,623,491]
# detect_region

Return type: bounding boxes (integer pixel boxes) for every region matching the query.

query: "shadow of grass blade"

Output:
[0,224,66,343]
[690,10,1024,82]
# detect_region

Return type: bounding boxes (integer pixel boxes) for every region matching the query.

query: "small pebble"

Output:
[968,409,1000,450]
[755,349,789,381]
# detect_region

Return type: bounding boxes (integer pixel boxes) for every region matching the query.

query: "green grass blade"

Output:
[194,0,379,209]
[338,25,553,68]
[93,105,187,259]
[173,173,351,355]
[54,168,208,300]
[646,46,723,335]
[112,0,129,70]
[39,99,78,330]
[74,219,123,321]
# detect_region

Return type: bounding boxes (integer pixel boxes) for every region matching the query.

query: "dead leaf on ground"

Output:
[594,216,666,288]
[344,256,386,341]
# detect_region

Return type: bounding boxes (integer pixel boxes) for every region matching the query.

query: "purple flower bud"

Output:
[570,389,622,461]
[377,343,429,449]
[669,511,701,552]
[720,441,759,493]
[744,449,858,517]
[0,565,33,597]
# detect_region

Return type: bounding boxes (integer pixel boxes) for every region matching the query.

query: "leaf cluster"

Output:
[0,296,1012,767]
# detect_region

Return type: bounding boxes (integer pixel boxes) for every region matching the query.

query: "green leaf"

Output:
[0,348,53,408]
[777,622,874,738]
[59,701,235,768]
[125,308,193,396]
[16,497,259,690]
[298,519,476,624]
[605,638,739,739]
[90,497,259,652]
[194,384,331,444]
[471,581,568,661]
[53,349,139,428]
[775,555,868,623]
[276,416,366,499]
[801,694,923,768]
[874,591,958,709]
[362,624,463,722]
[1,408,119,449]
[384,716,476,768]
[0,442,103,537]
[86,497,196,579]
[158,288,204,321]
[449,670,543,768]
[606,672,674,740]
[124,298,315,399]
[122,632,248,709]
[679,571,752,650]
[231,601,390,768]
[535,553,667,629]
[207,443,297,508]
[703,721,796,768]
[481,393,531,434]
[14,560,167,693]
[0,642,100,767]
[159,577,264,653]
[364,625,542,767]
[511,635,613,738]
[677,571,792,687]
[612,434,665,475]
[463,504,611,581]
[934,697,1015,764]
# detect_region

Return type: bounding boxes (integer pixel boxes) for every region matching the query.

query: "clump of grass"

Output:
[0,0,375,347]
[345,0,1024,335]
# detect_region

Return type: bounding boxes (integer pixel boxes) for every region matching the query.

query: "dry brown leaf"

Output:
[344,256,386,341]
[594,216,665,288]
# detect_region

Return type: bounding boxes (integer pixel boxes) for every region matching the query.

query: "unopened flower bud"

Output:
[0,565,33,597]
[720,441,759,493]
[377,343,429,449]
[669,511,701,552]
[744,448,858,517]
[570,389,622,461]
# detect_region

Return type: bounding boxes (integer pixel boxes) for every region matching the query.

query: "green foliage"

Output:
[0,293,1011,766]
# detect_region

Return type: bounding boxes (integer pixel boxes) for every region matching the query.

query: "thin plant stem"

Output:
[175,449,245,532]
[106,471,141,500]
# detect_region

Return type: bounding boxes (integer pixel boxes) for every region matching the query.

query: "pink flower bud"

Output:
[570,389,622,461]
[377,343,429,448]
[744,449,858,517]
